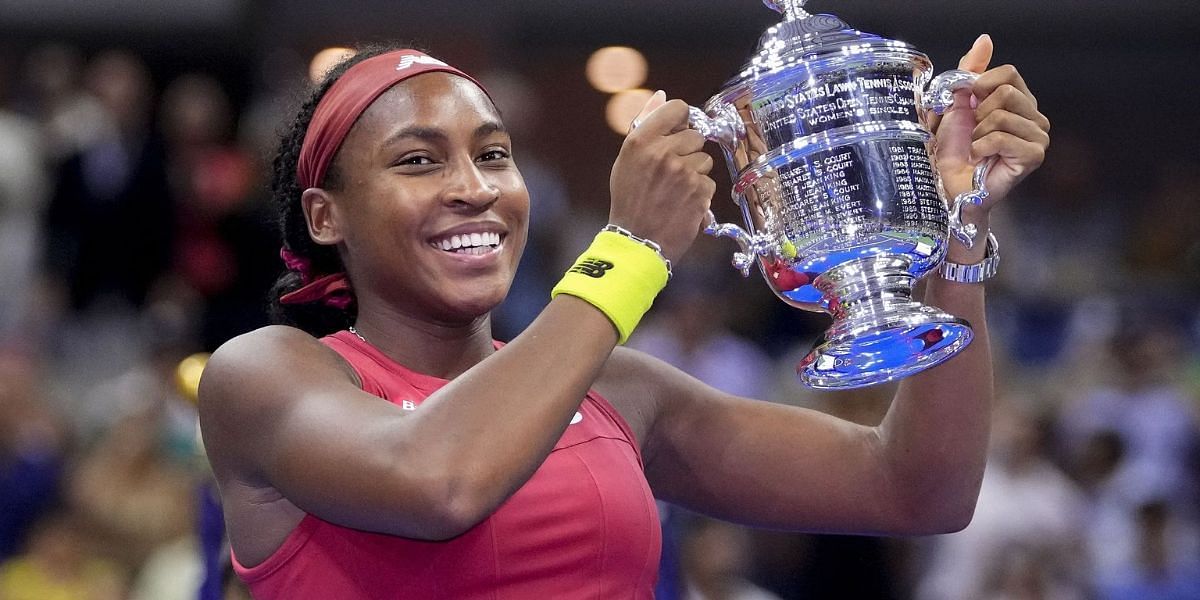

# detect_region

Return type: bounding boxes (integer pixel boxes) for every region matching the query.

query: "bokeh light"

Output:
[586,46,648,94]
[174,352,210,405]
[309,46,355,83]
[605,88,654,135]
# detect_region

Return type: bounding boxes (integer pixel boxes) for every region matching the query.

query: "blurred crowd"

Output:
[0,41,1197,600]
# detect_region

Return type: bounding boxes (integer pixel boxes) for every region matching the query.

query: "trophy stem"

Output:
[797,255,974,389]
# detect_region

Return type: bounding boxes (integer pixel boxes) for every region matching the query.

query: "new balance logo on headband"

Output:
[396,55,449,71]
[569,258,614,278]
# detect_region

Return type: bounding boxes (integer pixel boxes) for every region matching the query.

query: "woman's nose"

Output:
[443,161,500,209]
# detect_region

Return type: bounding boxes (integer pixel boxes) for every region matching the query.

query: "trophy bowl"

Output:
[690,0,991,389]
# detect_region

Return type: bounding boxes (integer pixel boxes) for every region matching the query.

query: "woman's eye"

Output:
[479,149,510,162]
[399,155,434,166]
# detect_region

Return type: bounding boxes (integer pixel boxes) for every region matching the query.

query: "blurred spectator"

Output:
[1070,430,1139,586]
[630,268,772,398]
[979,543,1086,600]
[1056,321,1200,517]
[1125,162,1200,296]
[988,134,1125,365]
[65,409,195,573]
[75,319,200,452]
[161,72,250,300]
[128,534,204,600]
[14,43,110,161]
[1097,500,1200,600]
[0,354,69,561]
[42,49,173,314]
[680,517,782,600]
[40,49,176,400]
[0,66,49,344]
[0,511,125,600]
[161,72,274,349]
[916,392,1088,600]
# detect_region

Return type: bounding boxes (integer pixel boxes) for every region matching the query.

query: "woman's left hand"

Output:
[931,34,1051,212]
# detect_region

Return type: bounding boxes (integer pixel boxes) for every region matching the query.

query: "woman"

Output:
[199,36,1050,597]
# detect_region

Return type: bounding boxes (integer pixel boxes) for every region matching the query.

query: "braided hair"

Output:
[267,44,402,336]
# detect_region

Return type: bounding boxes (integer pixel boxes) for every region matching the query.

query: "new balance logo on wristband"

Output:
[570,258,614,278]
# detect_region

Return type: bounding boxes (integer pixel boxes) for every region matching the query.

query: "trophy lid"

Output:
[759,0,868,52]
[710,1,929,106]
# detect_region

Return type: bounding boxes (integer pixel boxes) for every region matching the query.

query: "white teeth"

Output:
[432,231,503,252]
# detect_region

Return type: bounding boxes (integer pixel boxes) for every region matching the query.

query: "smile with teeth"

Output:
[431,231,503,256]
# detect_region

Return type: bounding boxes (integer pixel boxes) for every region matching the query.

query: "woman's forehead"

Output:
[357,73,501,136]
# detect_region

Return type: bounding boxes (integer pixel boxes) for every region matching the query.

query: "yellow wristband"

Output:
[551,230,670,344]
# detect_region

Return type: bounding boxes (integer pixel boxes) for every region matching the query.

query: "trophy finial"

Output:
[763,0,811,20]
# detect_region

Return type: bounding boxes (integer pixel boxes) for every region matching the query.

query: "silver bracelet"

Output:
[939,231,1000,284]
[602,224,673,280]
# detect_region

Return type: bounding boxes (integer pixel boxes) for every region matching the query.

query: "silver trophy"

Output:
[690,0,995,389]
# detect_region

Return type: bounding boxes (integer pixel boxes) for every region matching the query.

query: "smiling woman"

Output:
[265,46,521,334]
[197,37,1049,599]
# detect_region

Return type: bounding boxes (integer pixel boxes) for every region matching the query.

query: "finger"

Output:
[630,90,666,133]
[696,178,717,208]
[975,85,1048,131]
[681,151,715,175]
[633,98,691,136]
[973,109,1050,150]
[958,34,994,73]
[973,64,1034,105]
[938,35,994,117]
[925,111,942,134]
[971,131,1046,171]
[665,128,707,155]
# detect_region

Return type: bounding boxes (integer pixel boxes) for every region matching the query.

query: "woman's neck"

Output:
[350,303,497,380]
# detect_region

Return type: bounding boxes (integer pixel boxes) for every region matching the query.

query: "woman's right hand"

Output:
[609,90,716,264]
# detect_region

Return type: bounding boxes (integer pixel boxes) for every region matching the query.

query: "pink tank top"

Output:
[232,331,661,598]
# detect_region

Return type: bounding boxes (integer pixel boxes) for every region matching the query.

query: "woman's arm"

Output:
[629,37,1048,535]
[200,299,619,543]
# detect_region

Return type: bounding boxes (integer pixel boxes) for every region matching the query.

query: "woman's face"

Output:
[323,73,529,325]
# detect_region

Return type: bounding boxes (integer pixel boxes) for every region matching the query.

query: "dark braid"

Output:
[267,44,405,336]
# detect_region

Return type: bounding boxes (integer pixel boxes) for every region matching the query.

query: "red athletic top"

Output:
[232,331,661,598]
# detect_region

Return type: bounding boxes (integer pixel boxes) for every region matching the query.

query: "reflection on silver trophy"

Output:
[689,0,995,389]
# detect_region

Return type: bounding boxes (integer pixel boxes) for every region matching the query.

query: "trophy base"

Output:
[797,315,973,389]
[795,256,974,389]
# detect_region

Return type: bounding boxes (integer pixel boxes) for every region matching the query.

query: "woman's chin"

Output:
[434,287,510,324]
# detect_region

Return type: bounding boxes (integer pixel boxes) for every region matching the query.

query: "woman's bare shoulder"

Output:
[197,325,359,468]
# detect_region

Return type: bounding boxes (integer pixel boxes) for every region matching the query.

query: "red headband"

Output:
[296,49,488,189]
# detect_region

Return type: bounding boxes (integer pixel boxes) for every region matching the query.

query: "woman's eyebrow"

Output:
[474,121,508,139]
[383,126,447,146]
[381,121,507,148]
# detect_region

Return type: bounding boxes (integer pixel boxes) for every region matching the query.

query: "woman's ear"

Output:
[301,187,343,246]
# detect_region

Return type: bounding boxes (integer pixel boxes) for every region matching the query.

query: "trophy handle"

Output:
[688,104,769,277]
[687,104,744,151]
[920,68,980,115]
[920,69,998,249]
[946,157,997,249]
[702,211,773,277]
